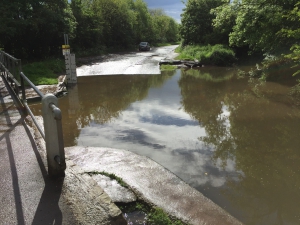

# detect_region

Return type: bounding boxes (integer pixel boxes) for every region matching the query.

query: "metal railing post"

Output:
[42,93,66,177]
[2,51,67,178]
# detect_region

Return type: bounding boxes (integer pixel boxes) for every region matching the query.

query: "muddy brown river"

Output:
[31,66,300,225]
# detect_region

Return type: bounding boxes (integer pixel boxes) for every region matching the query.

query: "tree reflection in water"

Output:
[58,72,176,146]
[29,67,300,224]
[179,68,300,225]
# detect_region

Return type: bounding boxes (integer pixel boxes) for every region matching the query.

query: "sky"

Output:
[144,0,186,23]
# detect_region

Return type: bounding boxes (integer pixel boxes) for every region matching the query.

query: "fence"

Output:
[0,50,66,177]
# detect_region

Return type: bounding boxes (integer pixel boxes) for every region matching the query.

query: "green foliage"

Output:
[117,200,151,213]
[148,207,184,225]
[0,0,179,60]
[177,44,237,66]
[279,3,300,75]
[118,202,185,224]
[246,55,300,81]
[71,0,179,54]
[211,0,299,53]
[180,0,224,46]
[22,59,64,85]
[151,9,179,43]
[0,0,76,59]
[211,0,238,41]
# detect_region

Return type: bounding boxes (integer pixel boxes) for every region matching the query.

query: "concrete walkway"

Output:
[0,75,125,225]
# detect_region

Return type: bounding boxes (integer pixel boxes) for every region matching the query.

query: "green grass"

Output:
[148,207,184,225]
[176,44,237,66]
[118,201,186,225]
[22,58,65,85]
[160,65,177,71]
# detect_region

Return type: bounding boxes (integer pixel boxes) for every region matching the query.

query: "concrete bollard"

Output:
[42,93,66,177]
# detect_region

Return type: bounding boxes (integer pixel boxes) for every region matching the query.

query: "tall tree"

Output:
[280,2,300,73]
[0,0,76,58]
[180,0,223,46]
[213,0,299,53]
[133,0,155,42]
[70,0,104,51]
[150,9,179,43]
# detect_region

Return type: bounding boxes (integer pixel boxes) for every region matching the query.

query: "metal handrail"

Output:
[0,50,66,177]
[20,72,45,139]
[0,51,21,95]
[20,71,66,177]
[20,72,44,97]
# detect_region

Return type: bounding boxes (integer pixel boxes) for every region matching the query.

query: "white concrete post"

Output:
[42,93,66,177]
[65,53,77,84]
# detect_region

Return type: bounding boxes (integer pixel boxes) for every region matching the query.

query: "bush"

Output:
[246,55,300,82]
[177,44,237,66]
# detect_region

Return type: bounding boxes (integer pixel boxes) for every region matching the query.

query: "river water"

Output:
[32,67,300,225]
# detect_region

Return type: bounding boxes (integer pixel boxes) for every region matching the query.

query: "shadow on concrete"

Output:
[31,177,64,225]
[1,123,26,225]
[24,122,65,225]
[1,75,65,224]
[0,77,26,225]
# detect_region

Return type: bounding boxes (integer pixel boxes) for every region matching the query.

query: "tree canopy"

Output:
[0,0,179,59]
[180,0,300,57]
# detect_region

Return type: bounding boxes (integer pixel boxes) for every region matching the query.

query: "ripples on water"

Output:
[31,67,300,225]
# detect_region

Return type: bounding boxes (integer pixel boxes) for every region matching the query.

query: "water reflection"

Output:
[180,69,300,224]
[57,72,175,146]
[30,67,300,225]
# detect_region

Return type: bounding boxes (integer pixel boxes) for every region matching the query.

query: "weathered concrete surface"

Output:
[0,75,126,225]
[66,146,244,225]
[63,160,127,225]
[31,117,127,225]
[92,174,137,203]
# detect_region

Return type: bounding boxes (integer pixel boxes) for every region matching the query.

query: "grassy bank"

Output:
[176,44,237,66]
[22,58,65,85]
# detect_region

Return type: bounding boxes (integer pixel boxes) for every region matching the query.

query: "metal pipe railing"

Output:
[20,72,44,97]
[0,50,66,177]
[20,72,66,177]
[0,51,21,96]
[20,71,45,138]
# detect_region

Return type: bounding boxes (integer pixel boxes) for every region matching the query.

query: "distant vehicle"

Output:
[139,42,150,51]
